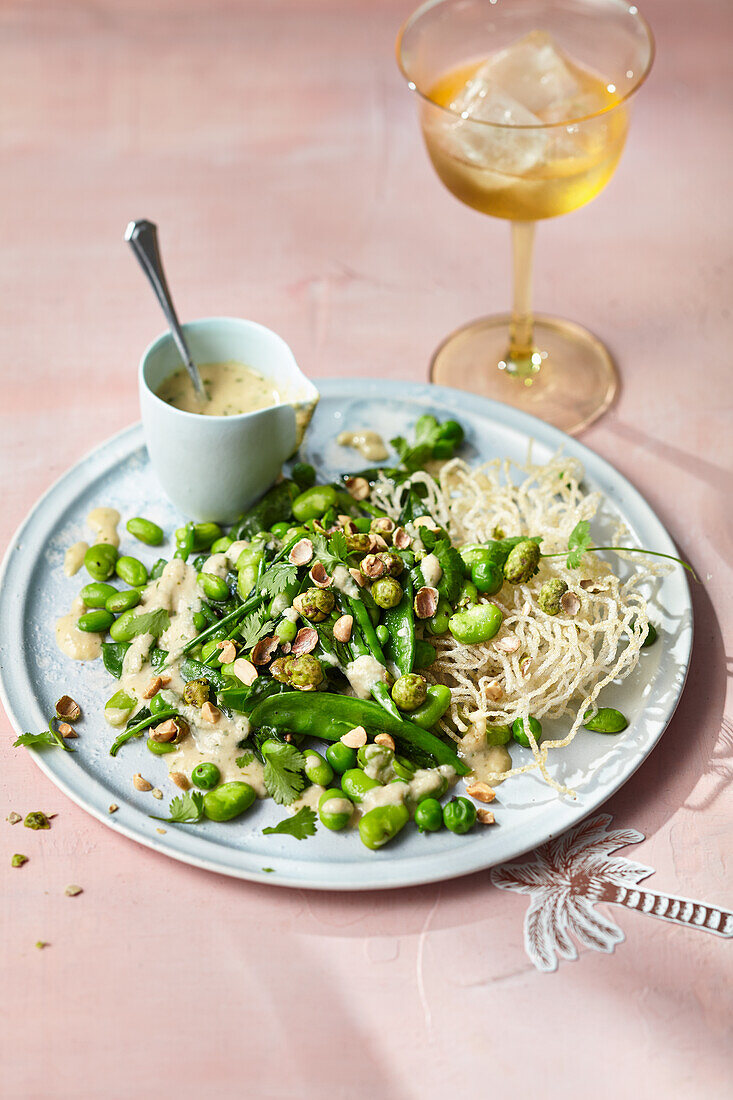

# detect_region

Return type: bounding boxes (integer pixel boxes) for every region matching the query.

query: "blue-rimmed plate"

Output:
[0,380,692,889]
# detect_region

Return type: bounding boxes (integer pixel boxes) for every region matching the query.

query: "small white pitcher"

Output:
[139,316,318,522]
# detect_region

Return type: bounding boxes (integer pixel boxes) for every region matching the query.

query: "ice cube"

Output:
[438,88,547,175]
[462,30,581,117]
[540,91,609,125]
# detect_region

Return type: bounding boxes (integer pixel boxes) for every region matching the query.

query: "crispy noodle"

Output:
[374,453,666,797]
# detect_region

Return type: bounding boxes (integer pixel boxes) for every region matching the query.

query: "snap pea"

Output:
[448,603,503,644]
[303,750,334,787]
[202,781,256,821]
[413,639,436,669]
[192,762,222,789]
[341,594,402,723]
[198,573,230,602]
[146,738,177,755]
[77,608,115,633]
[358,804,409,850]
[318,789,353,831]
[175,522,223,551]
[84,543,118,581]
[174,522,195,561]
[126,517,164,546]
[325,741,357,774]
[409,684,452,730]
[79,581,117,608]
[341,768,380,803]
[512,715,543,748]
[292,485,338,522]
[415,798,444,833]
[486,723,512,746]
[382,574,415,677]
[109,707,178,756]
[149,692,173,716]
[105,588,141,614]
[582,707,628,734]
[150,558,167,580]
[443,797,476,834]
[115,555,148,588]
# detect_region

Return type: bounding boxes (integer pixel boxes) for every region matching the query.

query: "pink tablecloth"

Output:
[1,2,731,1097]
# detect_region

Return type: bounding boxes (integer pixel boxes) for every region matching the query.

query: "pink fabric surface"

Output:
[1,1,731,1097]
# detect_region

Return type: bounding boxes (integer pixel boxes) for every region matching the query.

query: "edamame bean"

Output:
[149,692,172,716]
[176,522,223,551]
[269,521,291,539]
[109,609,139,642]
[486,723,512,746]
[341,768,380,803]
[318,789,353,831]
[105,588,141,614]
[415,798,444,833]
[202,781,256,821]
[642,622,658,648]
[512,716,542,748]
[410,684,452,730]
[126,516,164,546]
[448,602,503,644]
[471,560,503,595]
[192,762,222,790]
[198,573,230,602]
[443,797,476,834]
[146,738,176,755]
[457,579,479,608]
[77,608,115,633]
[192,611,207,632]
[210,535,234,554]
[104,689,136,727]
[358,804,409,849]
[325,742,357,774]
[427,597,452,636]
[79,581,117,607]
[84,543,118,581]
[582,707,628,734]
[303,750,334,787]
[274,618,297,643]
[292,485,338,522]
[115,556,148,588]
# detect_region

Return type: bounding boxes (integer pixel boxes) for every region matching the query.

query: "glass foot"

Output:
[429,313,619,435]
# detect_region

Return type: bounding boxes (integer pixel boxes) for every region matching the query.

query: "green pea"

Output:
[210,536,234,554]
[449,603,503,644]
[126,517,164,546]
[471,560,503,595]
[512,716,543,748]
[353,517,372,533]
[149,692,173,716]
[150,558,167,579]
[105,588,141,614]
[146,738,176,755]
[415,798,444,833]
[582,707,628,734]
[270,521,291,539]
[486,723,512,746]
[642,622,658,648]
[77,608,115,633]
[292,485,338,522]
[318,789,353,831]
[410,684,452,730]
[84,543,118,581]
[115,556,148,588]
[275,618,297,643]
[413,639,436,669]
[341,768,380,803]
[358,804,409,849]
[79,581,117,608]
[303,750,334,788]
[192,762,222,790]
[443,797,476,834]
[202,781,256,821]
[325,742,358,774]
[198,573,230,602]
[376,624,390,646]
[427,597,452,636]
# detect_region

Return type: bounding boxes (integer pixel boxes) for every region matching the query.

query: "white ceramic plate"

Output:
[0,380,692,889]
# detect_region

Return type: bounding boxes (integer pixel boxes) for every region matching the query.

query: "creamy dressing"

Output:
[460,722,512,783]
[337,429,388,462]
[157,361,279,417]
[55,596,102,661]
[201,553,229,578]
[361,765,456,815]
[63,541,88,577]
[345,654,389,699]
[332,565,360,599]
[87,507,120,547]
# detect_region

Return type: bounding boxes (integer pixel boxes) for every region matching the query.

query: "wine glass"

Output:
[396,0,654,433]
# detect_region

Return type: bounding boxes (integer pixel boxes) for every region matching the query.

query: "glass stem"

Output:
[506,220,538,377]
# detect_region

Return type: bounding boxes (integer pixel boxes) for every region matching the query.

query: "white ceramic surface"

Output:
[140,316,319,522]
[0,380,692,890]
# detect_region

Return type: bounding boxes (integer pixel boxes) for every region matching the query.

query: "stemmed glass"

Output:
[397,0,654,433]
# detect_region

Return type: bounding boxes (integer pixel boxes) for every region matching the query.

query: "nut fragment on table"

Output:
[170,772,190,790]
[64,884,83,897]
[465,782,496,803]
[133,774,152,792]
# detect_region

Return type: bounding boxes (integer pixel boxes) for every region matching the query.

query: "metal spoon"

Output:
[124,219,207,403]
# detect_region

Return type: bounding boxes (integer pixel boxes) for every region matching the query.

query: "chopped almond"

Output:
[170,772,190,790]
[332,614,353,643]
[142,676,163,700]
[477,808,496,825]
[133,774,152,792]
[217,640,237,664]
[465,782,496,804]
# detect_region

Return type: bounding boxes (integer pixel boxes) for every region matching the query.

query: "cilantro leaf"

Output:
[260,561,298,597]
[14,720,72,753]
[312,533,346,571]
[262,741,306,805]
[125,609,170,639]
[151,791,204,824]
[566,520,592,569]
[238,608,271,651]
[391,415,464,473]
[262,806,317,839]
[235,751,255,767]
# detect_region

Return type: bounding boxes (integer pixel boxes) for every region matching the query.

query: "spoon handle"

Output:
[125,219,207,402]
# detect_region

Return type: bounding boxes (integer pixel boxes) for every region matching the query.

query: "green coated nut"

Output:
[318,789,353,831]
[202,781,256,821]
[325,742,357,774]
[292,485,338,522]
[79,581,117,608]
[146,738,177,755]
[486,723,512,746]
[84,543,118,581]
[303,750,334,788]
[512,715,543,748]
[198,572,230,602]
[293,587,334,623]
[443,797,476,834]
[105,588,141,614]
[538,578,569,615]
[391,673,428,712]
[126,517,164,546]
[77,609,115,633]
[341,768,380,803]
[582,707,628,734]
[358,804,409,850]
[371,576,403,610]
[414,797,444,833]
[115,556,149,588]
[504,540,541,584]
[192,762,222,790]
[449,603,503,644]
[471,560,504,595]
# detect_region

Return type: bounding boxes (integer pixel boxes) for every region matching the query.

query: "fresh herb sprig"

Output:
[151,791,204,824]
[262,806,317,839]
[542,520,699,580]
[262,741,306,805]
[14,718,73,753]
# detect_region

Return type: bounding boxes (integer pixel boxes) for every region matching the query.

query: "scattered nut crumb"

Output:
[58,721,78,738]
[200,701,221,724]
[156,827,167,835]
[108,804,119,814]
[374,733,395,751]
[170,772,190,790]
[24,812,50,830]
[465,782,496,803]
[142,676,163,700]
[151,788,164,800]
[340,725,367,749]
[7,811,22,825]
[35,941,49,950]
[477,808,496,825]
[133,774,152,792]
[11,853,28,868]
[64,884,83,897]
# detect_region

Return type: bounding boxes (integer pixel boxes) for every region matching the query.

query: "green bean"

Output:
[77,609,115,633]
[358,804,409,849]
[448,603,503,644]
[109,708,178,756]
[512,716,542,748]
[582,707,628,734]
[318,789,353,831]
[126,517,164,546]
[79,581,117,608]
[292,485,338,522]
[105,588,141,614]
[642,622,658,648]
[192,762,221,789]
[115,556,148,588]
[303,750,334,788]
[341,768,380,803]
[202,781,256,821]
[198,572,230,602]
[84,543,118,581]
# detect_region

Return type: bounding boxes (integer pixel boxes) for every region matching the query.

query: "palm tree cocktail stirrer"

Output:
[491,814,733,972]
